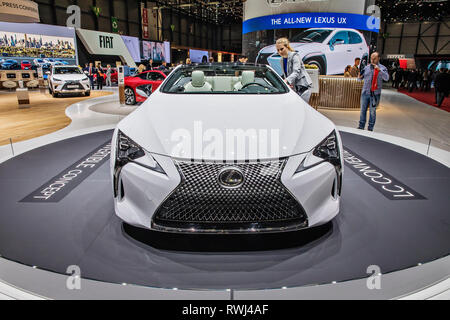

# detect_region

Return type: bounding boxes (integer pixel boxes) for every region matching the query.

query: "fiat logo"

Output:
[218,167,245,189]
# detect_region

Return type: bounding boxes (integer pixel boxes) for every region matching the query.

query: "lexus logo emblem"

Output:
[218,167,245,189]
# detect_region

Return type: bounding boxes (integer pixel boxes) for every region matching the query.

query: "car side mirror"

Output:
[334,39,345,45]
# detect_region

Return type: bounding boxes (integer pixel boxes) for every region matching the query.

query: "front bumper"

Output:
[53,81,90,94]
[111,137,341,234]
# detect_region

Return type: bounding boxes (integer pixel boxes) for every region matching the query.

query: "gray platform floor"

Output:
[0,130,448,290]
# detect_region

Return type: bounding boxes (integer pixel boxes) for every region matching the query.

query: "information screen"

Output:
[142,41,170,63]
[189,49,209,63]
[0,22,76,65]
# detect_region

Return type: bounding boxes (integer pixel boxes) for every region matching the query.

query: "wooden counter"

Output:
[310,76,363,110]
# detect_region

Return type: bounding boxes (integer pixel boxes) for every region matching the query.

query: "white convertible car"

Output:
[111,63,343,234]
[256,28,369,75]
[48,65,91,97]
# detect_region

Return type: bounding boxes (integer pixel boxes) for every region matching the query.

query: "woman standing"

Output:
[344,65,352,78]
[96,64,103,90]
[105,64,112,87]
[276,37,313,103]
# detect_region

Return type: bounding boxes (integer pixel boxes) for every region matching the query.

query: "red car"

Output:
[21,60,32,70]
[124,70,168,105]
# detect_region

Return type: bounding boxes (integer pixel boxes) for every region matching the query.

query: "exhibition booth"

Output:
[0,0,448,302]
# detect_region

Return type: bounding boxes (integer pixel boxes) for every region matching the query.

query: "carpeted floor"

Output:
[398,88,450,112]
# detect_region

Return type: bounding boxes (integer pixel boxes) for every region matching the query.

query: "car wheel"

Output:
[304,58,326,75]
[52,91,58,98]
[124,87,136,105]
[85,91,91,97]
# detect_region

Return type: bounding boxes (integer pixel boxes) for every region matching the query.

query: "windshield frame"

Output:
[160,63,290,95]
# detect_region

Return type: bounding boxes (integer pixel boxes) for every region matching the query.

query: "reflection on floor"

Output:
[0,90,113,145]
[319,89,450,149]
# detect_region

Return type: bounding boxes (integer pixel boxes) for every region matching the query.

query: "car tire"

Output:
[304,57,326,75]
[52,91,58,98]
[85,91,91,97]
[124,87,136,105]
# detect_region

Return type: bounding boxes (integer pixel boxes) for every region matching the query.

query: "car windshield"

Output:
[291,29,333,43]
[54,67,82,74]
[161,64,288,94]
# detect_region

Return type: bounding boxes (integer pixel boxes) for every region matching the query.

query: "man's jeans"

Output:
[435,90,445,107]
[359,92,380,130]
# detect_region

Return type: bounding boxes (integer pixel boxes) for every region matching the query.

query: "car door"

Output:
[326,31,350,75]
[147,71,166,92]
[348,31,366,62]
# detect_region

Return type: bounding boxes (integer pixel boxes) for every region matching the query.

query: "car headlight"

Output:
[52,77,62,82]
[295,130,342,196]
[82,76,89,81]
[296,130,340,173]
[114,130,165,197]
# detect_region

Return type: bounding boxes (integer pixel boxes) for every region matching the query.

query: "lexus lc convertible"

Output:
[111,63,343,234]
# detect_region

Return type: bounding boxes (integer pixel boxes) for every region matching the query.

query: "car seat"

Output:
[234,71,255,91]
[184,71,212,92]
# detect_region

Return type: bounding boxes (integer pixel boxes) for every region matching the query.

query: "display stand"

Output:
[16,81,30,109]
[118,66,125,105]
[37,67,46,95]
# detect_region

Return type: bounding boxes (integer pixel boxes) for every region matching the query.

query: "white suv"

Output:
[48,65,91,97]
[256,28,369,75]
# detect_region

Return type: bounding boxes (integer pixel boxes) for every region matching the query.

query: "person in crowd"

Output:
[185,58,192,65]
[87,62,95,89]
[358,52,389,131]
[407,69,418,92]
[434,68,449,107]
[391,68,397,88]
[148,59,154,70]
[95,63,103,90]
[105,64,112,87]
[238,55,248,64]
[276,37,313,103]
[138,63,146,74]
[421,69,430,91]
[123,62,130,77]
[209,56,214,63]
[344,65,352,78]
[349,58,361,77]
[158,61,168,71]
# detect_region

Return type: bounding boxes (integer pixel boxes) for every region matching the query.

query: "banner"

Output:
[0,0,40,23]
[76,28,137,68]
[111,17,118,33]
[243,12,380,34]
[141,4,149,39]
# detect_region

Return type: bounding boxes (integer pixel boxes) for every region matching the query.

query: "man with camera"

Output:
[358,52,389,131]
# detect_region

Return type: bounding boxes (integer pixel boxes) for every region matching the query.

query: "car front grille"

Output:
[62,81,83,90]
[152,159,307,233]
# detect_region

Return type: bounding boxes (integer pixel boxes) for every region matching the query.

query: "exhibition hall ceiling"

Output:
[376,0,448,23]
[163,0,449,24]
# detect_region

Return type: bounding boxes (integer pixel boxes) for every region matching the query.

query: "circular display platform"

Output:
[0,130,448,290]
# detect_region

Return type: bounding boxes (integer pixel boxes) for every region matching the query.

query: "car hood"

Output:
[51,74,86,81]
[259,42,317,55]
[117,91,335,161]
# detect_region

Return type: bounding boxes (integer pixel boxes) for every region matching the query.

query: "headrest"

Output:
[241,71,255,86]
[191,70,206,87]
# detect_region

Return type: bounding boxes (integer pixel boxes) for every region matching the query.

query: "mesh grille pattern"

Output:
[154,160,306,229]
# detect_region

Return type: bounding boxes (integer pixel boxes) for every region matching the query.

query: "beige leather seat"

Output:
[234,71,255,91]
[2,80,17,89]
[184,71,212,92]
[26,80,39,88]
